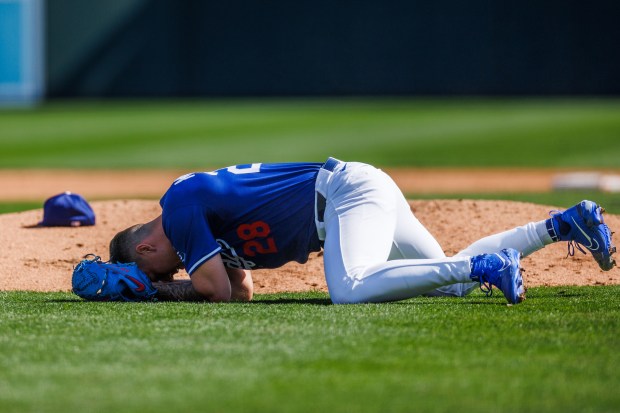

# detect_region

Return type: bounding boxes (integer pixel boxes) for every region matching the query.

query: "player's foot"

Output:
[546,200,616,271]
[470,248,526,305]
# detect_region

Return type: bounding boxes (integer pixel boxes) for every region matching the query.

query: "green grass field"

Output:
[1,287,619,413]
[1,98,619,412]
[1,98,619,169]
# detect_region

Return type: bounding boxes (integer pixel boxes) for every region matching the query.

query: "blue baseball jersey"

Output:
[160,162,323,274]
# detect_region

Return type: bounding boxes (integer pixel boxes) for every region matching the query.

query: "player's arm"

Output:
[153,280,205,301]
[154,265,253,302]
[190,254,232,302]
[226,267,253,301]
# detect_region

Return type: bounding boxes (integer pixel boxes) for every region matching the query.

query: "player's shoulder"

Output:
[167,172,214,193]
[160,172,214,208]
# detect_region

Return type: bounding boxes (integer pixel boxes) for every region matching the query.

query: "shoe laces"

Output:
[551,207,614,256]
[566,240,587,258]
[478,277,494,297]
[474,253,511,298]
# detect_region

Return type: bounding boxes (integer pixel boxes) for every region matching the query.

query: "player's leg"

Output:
[455,221,550,258]
[428,221,551,297]
[453,200,615,266]
[428,200,616,296]
[366,172,561,298]
[388,183,446,261]
[385,182,478,297]
[321,163,520,303]
[322,195,473,303]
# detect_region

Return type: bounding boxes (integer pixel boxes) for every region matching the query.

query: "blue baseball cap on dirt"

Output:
[39,192,96,227]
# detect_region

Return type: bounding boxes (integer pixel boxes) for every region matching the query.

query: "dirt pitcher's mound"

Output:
[1,199,618,293]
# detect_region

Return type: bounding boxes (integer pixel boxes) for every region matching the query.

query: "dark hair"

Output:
[109,224,145,263]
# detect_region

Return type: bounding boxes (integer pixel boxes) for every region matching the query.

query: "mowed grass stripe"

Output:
[0,286,618,413]
[1,98,619,168]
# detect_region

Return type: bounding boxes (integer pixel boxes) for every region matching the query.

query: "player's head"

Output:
[109,223,145,263]
[109,215,182,282]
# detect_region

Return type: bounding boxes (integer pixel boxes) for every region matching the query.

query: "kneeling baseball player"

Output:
[73,158,616,304]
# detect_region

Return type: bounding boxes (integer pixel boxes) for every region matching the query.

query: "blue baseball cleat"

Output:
[470,248,526,305]
[547,200,616,271]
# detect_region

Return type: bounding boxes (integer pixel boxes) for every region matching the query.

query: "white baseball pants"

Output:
[315,160,553,304]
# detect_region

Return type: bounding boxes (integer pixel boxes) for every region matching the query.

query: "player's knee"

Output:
[325,270,365,304]
[327,284,360,304]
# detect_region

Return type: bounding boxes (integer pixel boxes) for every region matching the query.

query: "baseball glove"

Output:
[72,254,157,301]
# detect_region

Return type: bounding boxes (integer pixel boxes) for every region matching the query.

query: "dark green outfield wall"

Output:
[47,0,620,97]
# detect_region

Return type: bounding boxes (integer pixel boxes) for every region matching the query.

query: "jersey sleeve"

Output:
[162,204,222,275]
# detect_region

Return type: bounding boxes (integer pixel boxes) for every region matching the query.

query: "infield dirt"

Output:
[1,169,618,294]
